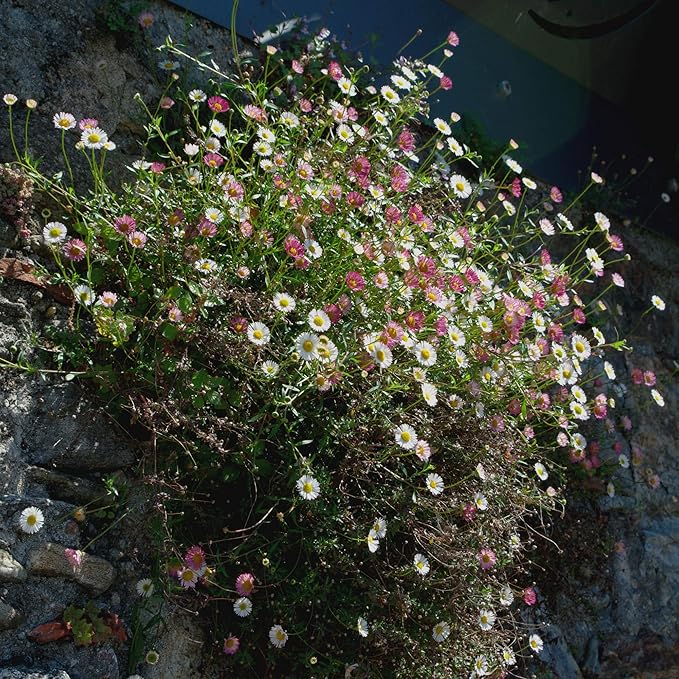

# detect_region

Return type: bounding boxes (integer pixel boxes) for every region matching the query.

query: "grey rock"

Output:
[535,622,584,679]
[26,466,103,504]
[0,599,23,630]
[21,384,135,472]
[0,549,26,583]
[27,542,115,595]
[144,606,205,679]
[0,672,71,679]
[582,635,601,676]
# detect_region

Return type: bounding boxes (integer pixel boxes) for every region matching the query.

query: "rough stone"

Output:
[0,550,26,583]
[26,543,115,595]
[0,600,22,630]
[0,673,71,679]
[144,606,205,679]
[21,384,136,472]
[25,467,103,505]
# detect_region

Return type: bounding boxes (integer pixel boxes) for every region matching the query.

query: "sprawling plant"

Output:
[2,18,666,679]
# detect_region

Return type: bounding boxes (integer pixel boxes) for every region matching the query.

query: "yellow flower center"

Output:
[456,182,465,191]
[27,515,36,526]
[303,482,313,494]
[276,630,286,640]
[421,349,430,360]
[253,329,264,340]
[400,431,411,442]
[303,340,314,353]
[376,350,386,362]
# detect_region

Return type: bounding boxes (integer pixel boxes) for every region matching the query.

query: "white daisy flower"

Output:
[80,127,108,149]
[253,141,272,156]
[233,597,253,617]
[571,334,591,360]
[307,309,331,332]
[268,624,288,648]
[280,111,299,128]
[261,360,280,377]
[502,647,516,666]
[74,284,95,306]
[413,341,437,367]
[204,207,224,223]
[371,342,393,369]
[194,258,218,274]
[474,655,489,676]
[478,315,493,333]
[188,89,207,102]
[478,608,496,631]
[136,578,155,597]
[296,474,320,500]
[651,295,665,311]
[19,506,44,534]
[357,616,369,637]
[474,492,488,510]
[433,117,451,135]
[380,86,400,104]
[425,472,444,495]
[447,136,464,156]
[373,110,389,126]
[450,174,472,198]
[367,529,380,553]
[534,462,549,480]
[372,517,387,539]
[504,157,522,174]
[421,382,438,406]
[209,119,227,137]
[257,127,276,143]
[53,112,76,130]
[499,585,514,607]
[247,322,270,346]
[394,423,418,449]
[296,332,320,361]
[432,621,450,643]
[337,77,357,96]
[390,74,411,90]
[273,292,296,313]
[529,633,544,653]
[414,553,430,576]
[651,389,665,407]
[43,221,68,245]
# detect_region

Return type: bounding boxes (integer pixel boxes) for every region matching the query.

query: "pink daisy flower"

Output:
[184,545,207,576]
[138,11,154,28]
[168,306,183,323]
[203,152,224,168]
[243,104,267,122]
[207,95,230,113]
[128,231,147,248]
[328,61,343,80]
[447,31,460,47]
[98,291,118,308]
[78,118,99,131]
[550,186,563,203]
[223,635,240,655]
[62,238,87,261]
[478,547,497,570]
[440,76,453,90]
[345,271,365,292]
[64,548,83,571]
[113,214,136,235]
[523,587,537,605]
[235,572,255,597]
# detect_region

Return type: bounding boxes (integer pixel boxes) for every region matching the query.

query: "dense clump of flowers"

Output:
[3,21,667,679]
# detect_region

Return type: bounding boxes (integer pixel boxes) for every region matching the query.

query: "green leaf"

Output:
[162,323,178,341]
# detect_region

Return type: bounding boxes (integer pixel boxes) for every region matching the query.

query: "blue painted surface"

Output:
[168,0,677,237]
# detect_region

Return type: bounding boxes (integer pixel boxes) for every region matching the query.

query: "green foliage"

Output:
[3,17,667,679]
